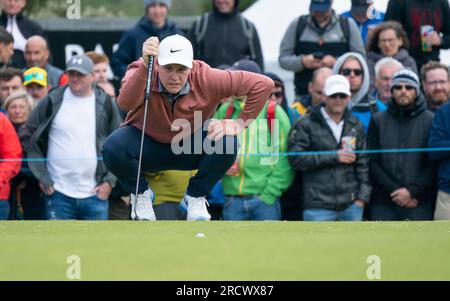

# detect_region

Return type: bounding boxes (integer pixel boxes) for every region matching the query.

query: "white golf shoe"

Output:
[131,188,156,221]
[183,194,211,221]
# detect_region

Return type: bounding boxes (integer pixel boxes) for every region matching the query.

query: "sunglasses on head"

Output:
[341,68,363,76]
[270,91,283,99]
[24,73,45,82]
[392,85,415,91]
[329,93,348,99]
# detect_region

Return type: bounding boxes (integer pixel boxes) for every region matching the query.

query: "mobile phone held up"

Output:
[312,51,325,60]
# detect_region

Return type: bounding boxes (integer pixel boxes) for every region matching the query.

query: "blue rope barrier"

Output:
[0,147,449,163]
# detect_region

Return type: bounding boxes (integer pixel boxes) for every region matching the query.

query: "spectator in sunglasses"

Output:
[366,21,418,93]
[23,66,49,102]
[288,75,370,221]
[367,69,437,221]
[265,72,299,124]
[292,67,333,119]
[334,52,387,133]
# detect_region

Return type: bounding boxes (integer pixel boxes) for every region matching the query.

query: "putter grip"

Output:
[144,56,154,100]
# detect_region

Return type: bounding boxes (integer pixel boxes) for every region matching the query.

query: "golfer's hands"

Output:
[39,182,54,196]
[142,37,159,68]
[207,119,244,141]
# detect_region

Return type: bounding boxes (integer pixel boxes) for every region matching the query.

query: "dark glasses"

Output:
[392,85,415,91]
[329,93,348,99]
[270,91,283,98]
[341,68,363,76]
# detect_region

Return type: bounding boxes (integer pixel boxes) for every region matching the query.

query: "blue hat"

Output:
[310,0,332,12]
[227,59,262,74]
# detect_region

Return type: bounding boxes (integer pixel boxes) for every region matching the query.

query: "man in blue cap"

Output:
[342,0,385,44]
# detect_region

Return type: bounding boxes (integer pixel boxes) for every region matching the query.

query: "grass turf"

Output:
[1,221,449,280]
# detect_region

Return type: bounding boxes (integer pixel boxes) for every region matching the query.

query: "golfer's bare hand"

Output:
[92,182,112,201]
[142,37,159,68]
[337,149,356,164]
[207,119,244,141]
[39,182,55,196]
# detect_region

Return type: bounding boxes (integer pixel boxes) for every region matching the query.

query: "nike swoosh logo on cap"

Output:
[170,49,182,53]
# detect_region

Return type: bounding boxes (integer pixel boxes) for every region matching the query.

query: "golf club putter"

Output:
[134,55,154,220]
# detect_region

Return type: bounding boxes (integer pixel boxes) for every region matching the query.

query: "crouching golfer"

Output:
[102,34,273,221]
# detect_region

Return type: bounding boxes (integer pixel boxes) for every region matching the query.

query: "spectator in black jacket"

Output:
[111,0,183,80]
[288,75,371,221]
[385,0,450,70]
[0,0,44,69]
[188,0,264,70]
[368,69,437,221]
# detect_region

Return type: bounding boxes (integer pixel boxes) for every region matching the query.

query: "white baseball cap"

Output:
[324,75,351,96]
[158,34,193,69]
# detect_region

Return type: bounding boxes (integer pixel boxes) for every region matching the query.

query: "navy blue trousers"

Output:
[102,126,238,198]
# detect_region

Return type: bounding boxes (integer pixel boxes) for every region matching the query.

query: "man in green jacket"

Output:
[215,60,294,221]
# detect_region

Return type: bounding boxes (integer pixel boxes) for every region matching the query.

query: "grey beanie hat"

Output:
[144,0,172,10]
[391,69,421,96]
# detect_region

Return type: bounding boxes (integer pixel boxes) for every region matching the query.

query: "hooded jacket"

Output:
[333,52,387,132]
[188,0,264,70]
[368,94,437,206]
[385,0,450,67]
[111,15,183,80]
[288,105,371,211]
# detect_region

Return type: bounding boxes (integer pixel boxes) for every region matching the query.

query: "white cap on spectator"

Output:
[324,75,351,96]
[158,34,193,69]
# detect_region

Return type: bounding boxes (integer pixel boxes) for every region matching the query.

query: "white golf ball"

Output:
[196,232,205,238]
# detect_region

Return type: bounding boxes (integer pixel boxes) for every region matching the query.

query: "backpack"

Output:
[295,14,351,51]
[193,12,257,62]
[224,100,277,135]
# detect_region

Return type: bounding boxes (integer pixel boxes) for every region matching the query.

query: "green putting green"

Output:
[1,221,449,280]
